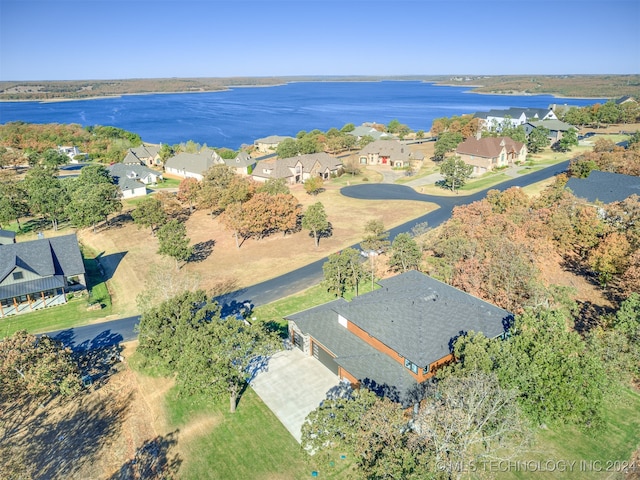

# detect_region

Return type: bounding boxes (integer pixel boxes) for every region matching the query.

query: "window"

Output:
[404,358,418,374]
[423,364,430,375]
[12,271,23,280]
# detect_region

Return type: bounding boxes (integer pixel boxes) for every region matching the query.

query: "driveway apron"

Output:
[250,348,339,442]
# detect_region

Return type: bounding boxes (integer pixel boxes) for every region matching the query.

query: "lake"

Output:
[0,81,604,149]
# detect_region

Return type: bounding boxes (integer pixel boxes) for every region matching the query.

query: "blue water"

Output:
[0,81,604,149]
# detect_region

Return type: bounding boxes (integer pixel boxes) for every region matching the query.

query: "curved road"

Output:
[48,160,569,347]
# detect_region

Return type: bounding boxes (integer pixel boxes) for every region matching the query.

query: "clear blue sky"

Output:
[1,0,638,81]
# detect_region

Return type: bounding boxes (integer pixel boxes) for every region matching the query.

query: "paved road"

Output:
[47,315,140,351]
[46,160,569,345]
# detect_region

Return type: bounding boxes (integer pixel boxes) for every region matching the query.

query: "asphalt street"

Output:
[45,160,569,347]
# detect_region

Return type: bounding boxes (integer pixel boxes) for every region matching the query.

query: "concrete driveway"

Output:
[250,348,340,442]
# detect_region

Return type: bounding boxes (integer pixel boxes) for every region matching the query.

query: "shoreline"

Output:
[0,78,617,103]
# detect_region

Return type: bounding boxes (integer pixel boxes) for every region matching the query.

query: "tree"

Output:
[439,156,473,192]
[302,388,380,457]
[303,176,324,195]
[276,138,299,158]
[433,131,463,160]
[67,181,121,230]
[322,248,365,297]
[131,196,167,234]
[389,233,422,272]
[414,372,530,479]
[24,165,69,230]
[220,202,250,248]
[0,180,29,229]
[158,143,174,163]
[360,219,390,253]
[66,164,121,230]
[198,164,237,213]
[526,126,550,153]
[0,330,82,401]
[256,177,290,195]
[41,148,69,170]
[157,219,193,267]
[137,290,221,373]
[137,290,278,413]
[553,127,578,152]
[176,177,201,213]
[302,202,329,247]
[176,314,279,413]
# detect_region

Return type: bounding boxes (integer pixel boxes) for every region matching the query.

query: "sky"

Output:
[0,0,638,81]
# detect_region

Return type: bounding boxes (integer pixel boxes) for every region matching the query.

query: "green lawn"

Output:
[1,249,113,337]
[503,388,640,480]
[252,280,378,334]
[149,177,181,189]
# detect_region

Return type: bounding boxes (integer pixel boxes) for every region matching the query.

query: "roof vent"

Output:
[424,294,437,302]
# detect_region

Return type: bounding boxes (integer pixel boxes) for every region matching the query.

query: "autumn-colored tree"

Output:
[588,232,632,287]
[220,202,250,248]
[0,331,82,401]
[303,176,324,195]
[177,177,201,213]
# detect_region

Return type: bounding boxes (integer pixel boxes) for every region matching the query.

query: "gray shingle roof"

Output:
[288,271,511,403]
[566,171,640,204]
[525,119,573,131]
[0,234,85,288]
[107,163,159,193]
[165,152,216,176]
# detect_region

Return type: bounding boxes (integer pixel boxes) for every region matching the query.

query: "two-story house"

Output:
[474,107,557,131]
[0,233,86,318]
[122,145,162,167]
[287,270,511,405]
[455,136,527,176]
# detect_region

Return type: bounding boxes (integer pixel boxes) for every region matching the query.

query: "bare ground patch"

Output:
[79,182,436,313]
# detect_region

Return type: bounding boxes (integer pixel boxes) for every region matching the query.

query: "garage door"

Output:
[312,341,339,376]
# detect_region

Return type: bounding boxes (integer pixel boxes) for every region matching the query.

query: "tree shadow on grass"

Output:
[189,239,215,263]
[1,389,132,480]
[108,430,182,480]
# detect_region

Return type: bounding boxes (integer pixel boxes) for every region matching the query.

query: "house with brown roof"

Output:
[123,145,162,166]
[251,152,342,184]
[455,136,527,176]
[287,270,511,404]
[358,139,422,167]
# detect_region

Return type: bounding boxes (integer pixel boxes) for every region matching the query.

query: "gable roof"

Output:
[456,136,524,158]
[524,119,574,132]
[474,107,553,121]
[254,135,294,145]
[223,151,257,169]
[0,234,85,286]
[566,171,640,204]
[359,139,411,161]
[288,270,510,403]
[349,125,396,141]
[253,152,342,180]
[107,163,159,193]
[165,151,216,176]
